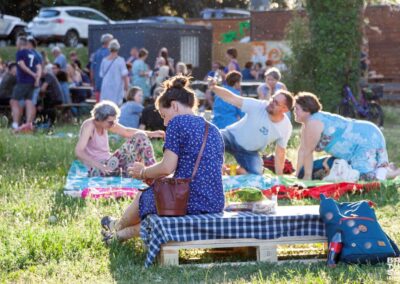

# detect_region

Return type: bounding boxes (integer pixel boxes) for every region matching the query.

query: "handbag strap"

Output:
[191,122,209,179]
[102,57,117,78]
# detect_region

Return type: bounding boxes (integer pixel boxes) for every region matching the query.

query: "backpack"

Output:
[319,194,400,264]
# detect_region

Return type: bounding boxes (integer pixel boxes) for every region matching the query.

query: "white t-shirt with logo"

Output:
[225,97,292,151]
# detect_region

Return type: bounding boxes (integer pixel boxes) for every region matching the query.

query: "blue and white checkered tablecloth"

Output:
[140,205,325,267]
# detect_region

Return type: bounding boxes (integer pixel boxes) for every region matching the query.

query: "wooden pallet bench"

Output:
[157,235,327,266]
[150,206,327,265]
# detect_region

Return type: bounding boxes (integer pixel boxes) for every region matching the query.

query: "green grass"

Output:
[1,109,400,283]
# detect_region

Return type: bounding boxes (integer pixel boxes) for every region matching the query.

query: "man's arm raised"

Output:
[208,78,243,109]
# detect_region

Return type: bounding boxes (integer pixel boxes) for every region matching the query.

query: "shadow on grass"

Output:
[107,238,149,283]
[49,189,88,221]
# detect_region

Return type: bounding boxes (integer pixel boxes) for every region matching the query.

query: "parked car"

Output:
[137,16,185,24]
[200,8,250,19]
[0,13,27,43]
[27,6,114,47]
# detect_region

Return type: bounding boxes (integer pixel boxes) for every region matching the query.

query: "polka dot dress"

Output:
[139,115,225,219]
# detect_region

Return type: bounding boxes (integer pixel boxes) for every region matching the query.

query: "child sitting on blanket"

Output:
[75,100,164,177]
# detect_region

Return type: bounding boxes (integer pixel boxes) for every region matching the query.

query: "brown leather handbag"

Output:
[145,123,209,217]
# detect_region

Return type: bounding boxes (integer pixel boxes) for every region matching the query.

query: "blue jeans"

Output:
[221,129,263,175]
[297,156,336,179]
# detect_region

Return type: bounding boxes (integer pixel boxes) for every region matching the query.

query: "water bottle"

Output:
[213,70,222,86]
[327,231,343,268]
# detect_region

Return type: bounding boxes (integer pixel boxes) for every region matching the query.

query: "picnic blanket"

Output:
[64,160,148,198]
[140,205,325,267]
[64,161,395,199]
[64,161,280,198]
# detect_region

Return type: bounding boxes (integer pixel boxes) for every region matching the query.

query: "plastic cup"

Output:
[229,164,237,176]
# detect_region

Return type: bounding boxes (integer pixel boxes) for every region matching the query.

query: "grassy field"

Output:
[1,108,400,283]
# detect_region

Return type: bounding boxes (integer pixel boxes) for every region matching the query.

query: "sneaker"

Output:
[101,216,116,231]
[13,122,34,134]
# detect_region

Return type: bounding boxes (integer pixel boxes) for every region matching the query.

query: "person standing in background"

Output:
[224,47,240,75]
[132,48,151,99]
[27,37,42,119]
[10,36,40,133]
[100,39,129,106]
[126,47,138,65]
[91,33,113,102]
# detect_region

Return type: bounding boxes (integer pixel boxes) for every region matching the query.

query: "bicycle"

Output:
[336,81,384,127]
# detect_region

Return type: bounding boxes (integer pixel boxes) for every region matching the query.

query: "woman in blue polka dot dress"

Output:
[100,75,225,243]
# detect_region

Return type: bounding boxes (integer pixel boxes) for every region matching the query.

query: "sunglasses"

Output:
[105,119,116,126]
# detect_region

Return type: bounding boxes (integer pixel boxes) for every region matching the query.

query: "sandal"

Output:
[101,216,116,231]
[101,230,116,246]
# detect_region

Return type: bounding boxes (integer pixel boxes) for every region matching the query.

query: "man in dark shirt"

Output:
[37,67,63,125]
[27,37,43,106]
[0,63,17,105]
[10,36,41,132]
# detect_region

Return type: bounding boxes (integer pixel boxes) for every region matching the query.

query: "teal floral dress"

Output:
[310,111,388,180]
[131,59,150,98]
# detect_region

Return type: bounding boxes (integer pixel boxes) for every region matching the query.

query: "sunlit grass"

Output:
[1,106,399,283]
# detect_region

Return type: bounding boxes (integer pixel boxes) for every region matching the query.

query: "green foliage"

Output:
[306,0,364,109]
[285,1,364,110]
[283,13,315,94]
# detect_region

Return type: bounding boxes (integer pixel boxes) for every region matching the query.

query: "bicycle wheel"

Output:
[366,102,384,127]
[336,102,356,118]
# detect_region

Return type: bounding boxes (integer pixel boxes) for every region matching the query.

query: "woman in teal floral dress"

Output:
[294,92,400,181]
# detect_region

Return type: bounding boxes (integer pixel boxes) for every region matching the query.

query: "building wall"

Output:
[251,6,400,82]
[365,6,400,82]
[187,6,400,82]
[186,18,250,44]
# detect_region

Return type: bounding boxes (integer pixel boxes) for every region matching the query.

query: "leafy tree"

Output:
[285,1,364,110]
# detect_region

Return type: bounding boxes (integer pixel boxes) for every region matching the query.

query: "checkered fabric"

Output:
[140,206,325,267]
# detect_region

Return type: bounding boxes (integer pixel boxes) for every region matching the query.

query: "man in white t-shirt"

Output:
[209,79,294,175]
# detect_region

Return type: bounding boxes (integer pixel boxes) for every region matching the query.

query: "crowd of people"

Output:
[0,36,92,132]
[1,33,398,244]
[0,32,196,133]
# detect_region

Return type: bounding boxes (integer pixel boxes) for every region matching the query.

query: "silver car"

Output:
[0,13,27,43]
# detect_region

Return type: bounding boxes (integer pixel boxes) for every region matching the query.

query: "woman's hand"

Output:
[97,162,114,175]
[128,162,145,179]
[148,130,165,139]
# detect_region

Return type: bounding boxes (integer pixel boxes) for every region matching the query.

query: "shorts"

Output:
[11,83,34,101]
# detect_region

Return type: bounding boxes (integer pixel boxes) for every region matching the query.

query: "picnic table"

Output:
[140,205,326,267]
[191,80,262,99]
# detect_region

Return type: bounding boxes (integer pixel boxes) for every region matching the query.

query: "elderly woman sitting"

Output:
[100,75,225,244]
[294,92,400,181]
[75,100,164,177]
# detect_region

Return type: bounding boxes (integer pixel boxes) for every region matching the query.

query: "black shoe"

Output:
[101,216,116,231]
[101,230,116,246]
